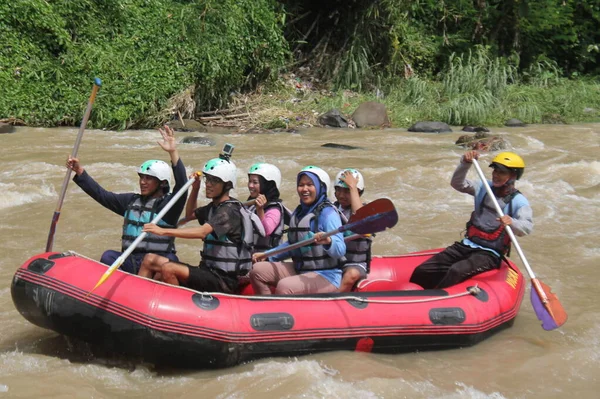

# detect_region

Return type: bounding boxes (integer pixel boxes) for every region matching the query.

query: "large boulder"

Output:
[0,123,15,134]
[408,121,452,133]
[167,119,207,132]
[505,118,526,127]
[351,101,390,128]
[462,126,489,133]
[318,109,348,128]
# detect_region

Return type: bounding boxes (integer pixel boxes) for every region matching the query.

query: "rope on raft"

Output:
[198,285,481,304]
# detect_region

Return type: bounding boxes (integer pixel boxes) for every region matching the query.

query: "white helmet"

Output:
[300,165,331,196]
[138,160,172,184]
[334,168,365,191]
[248,163,282,189]
[203,158,237,188]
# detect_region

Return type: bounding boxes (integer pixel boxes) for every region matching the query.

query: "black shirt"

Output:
[194,200,243,244]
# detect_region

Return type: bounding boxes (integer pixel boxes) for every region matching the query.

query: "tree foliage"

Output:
[282,0,600,89]
[1,0,599,128]
[0,0,288,129]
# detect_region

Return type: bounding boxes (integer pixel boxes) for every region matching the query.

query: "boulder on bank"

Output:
[351,101,390,128]
[167,119,208,133]
[0,122,16,134]
[318,109,348,128]
[505,118,526,127]
[408,121,452,133]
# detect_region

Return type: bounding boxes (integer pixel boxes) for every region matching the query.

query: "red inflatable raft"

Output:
[11,249,525,368]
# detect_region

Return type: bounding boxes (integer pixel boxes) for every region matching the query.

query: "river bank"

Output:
[5,71,600,135]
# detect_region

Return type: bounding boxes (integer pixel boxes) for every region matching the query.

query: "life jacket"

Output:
[465,189,521,256]
[287,201,345,271]
[246,201,285,252]
[121,195,175,253]
[335,202,372,273]
[201,199,265,275]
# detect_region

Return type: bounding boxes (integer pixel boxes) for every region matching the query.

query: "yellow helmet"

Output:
[489,152,525,180]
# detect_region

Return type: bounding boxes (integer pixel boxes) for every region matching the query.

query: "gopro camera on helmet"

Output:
[220,143,235,161]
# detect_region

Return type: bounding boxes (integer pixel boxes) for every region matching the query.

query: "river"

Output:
[0,124,598,398]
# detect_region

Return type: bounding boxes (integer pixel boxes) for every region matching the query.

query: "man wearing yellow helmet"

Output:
[410,150,533,289]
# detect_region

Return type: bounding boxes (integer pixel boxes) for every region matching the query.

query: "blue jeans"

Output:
[100,250,179,274]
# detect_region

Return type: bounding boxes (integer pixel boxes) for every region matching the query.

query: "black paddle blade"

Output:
[345,198,398,235]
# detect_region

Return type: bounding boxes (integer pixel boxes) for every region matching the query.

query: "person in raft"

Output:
[138,151,265,293]
[245,163,286,252]
[250,166,346,295]
[333,168,373,292]
[66,125,187,274]
[409,151,533,289]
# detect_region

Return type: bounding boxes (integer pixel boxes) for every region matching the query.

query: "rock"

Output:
[505,118,526,127]
[0,123,16,134]
[455,135,472,145]
[180,136,216,146]
[455,134,508,151]
[351,101,390,128]
[462,126,490,133]
[321,143,363,150]
[408,121,452,133]
[167,119,207,132]
[318,109,348,128]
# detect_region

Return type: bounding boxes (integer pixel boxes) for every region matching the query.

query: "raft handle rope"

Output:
[199,284,481,305]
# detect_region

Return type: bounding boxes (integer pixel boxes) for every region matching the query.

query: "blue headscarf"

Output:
[295,171,328,219]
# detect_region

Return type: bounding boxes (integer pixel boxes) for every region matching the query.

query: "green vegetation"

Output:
[0,0,287,129]
[1,0,600,129]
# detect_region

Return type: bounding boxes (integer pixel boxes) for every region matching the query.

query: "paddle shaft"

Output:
[114,177,196,266]
[472,160,536,279]
[263,227,342,259]
[46,78,102,252]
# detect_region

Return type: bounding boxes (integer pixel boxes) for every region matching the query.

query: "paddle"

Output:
[45,77,102,252]
[88,174,198,294]
[259,198,397,259]
[473,159,567,330]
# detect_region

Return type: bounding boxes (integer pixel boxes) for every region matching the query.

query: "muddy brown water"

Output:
[0,124,598,398]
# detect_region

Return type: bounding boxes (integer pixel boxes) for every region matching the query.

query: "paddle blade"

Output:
[530,279,567,331]
[346,198,398,235]
[87,260,122,296]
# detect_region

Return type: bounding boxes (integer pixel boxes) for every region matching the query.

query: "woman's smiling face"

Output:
[297,174,317,206]
[247,174,261,198]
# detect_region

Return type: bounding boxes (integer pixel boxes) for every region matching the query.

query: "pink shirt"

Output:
[261,208,282,236]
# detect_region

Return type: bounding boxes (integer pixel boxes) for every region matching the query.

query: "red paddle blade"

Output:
[345,198,398,235]
[530,279,567,331]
